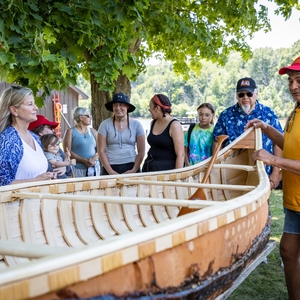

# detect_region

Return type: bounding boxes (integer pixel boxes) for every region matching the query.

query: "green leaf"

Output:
[122,64,137,78]
[0,51,16,65]
[43,27,57,44]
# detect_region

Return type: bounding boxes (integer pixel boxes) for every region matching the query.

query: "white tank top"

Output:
[15,138,48,180]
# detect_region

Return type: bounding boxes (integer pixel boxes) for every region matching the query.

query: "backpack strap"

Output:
[187,123,196,154]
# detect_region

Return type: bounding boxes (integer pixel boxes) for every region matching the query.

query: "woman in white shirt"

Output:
[0,86,56,186]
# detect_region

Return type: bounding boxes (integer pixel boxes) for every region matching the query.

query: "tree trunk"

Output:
[90,73,131,129]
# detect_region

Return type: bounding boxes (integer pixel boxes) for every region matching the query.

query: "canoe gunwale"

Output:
[0,128,257,195]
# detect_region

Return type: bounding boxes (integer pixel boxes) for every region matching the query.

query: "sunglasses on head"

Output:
[237,92,253,98]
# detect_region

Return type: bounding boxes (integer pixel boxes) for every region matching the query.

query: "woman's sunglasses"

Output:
[237,92,253,98]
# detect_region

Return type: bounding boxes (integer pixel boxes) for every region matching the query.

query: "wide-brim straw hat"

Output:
[105,93,136,113]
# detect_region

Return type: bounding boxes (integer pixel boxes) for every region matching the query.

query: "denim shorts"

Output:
[283,209,300,234]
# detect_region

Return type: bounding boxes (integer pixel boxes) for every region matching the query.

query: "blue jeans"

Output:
[283,209,300,234]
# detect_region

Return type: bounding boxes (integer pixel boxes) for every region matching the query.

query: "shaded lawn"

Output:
[228,190,288,300]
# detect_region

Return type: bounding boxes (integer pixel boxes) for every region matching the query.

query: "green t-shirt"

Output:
[184,124,214,165]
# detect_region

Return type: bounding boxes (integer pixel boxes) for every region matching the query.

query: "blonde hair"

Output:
[0,86,33,133]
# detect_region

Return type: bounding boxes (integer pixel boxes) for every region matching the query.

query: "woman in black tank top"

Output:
[142,94,184,172]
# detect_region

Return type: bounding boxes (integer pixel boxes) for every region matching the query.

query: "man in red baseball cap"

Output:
[246,55,300,299]
[278,56,300,75]
[29,115,72,178]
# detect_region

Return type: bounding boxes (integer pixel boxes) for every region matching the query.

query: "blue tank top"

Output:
[71,127,97,169]
[147,119,177,161]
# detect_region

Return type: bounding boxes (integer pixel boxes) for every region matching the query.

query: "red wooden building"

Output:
[0,81,89,139]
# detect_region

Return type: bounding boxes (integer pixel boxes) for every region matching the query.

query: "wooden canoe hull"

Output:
[0,128,271,299]
[37,204,269,300]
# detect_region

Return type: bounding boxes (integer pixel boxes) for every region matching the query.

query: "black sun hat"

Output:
[105,93,136,113]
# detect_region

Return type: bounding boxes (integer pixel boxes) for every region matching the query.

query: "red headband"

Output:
[152,95,171,110]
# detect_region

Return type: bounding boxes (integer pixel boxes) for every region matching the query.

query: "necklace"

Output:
[76,126,88,138]
[118,121,126,130]
[115,115,128,130]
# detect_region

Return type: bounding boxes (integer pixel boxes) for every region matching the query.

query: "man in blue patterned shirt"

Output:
[213,77,283,189]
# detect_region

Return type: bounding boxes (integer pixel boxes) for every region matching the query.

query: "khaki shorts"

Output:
[73,168,87,178]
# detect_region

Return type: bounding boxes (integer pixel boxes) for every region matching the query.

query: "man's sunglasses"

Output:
[237,92,253,98]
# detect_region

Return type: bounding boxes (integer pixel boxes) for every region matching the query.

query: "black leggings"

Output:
[101,162,140,175]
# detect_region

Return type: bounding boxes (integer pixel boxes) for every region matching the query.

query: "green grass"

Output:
[228,190,288,300]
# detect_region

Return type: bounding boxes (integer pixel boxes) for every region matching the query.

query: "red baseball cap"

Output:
[279,56,300,75]
[28,115,59,131]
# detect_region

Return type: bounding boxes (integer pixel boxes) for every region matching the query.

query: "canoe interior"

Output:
[0,146,256,269]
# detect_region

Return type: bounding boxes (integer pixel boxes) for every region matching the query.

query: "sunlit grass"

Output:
[228,190,288,300]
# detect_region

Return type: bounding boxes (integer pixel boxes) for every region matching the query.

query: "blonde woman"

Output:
[0,86,56,186]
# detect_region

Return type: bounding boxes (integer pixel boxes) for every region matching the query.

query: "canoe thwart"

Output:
[212,164,256,171]
[117,179,256,191]
[12,192,222,208]
[0,240,75,259]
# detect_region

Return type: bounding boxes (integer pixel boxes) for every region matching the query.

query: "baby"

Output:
[41,134,76,179]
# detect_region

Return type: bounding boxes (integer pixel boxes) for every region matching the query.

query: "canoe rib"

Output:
[120,185,141,231]
[58,200,85,247]
[90,189,116,239]
[41,199,69,247]
[0,204,29,266]
[104,187,130,235]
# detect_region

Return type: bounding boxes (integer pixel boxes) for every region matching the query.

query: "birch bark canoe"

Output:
[0,127,271,300]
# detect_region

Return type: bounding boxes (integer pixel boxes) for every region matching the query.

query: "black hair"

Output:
[152,94,172,117]
[30,124,46,135]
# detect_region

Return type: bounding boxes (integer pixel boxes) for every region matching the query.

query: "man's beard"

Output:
[241,105,251,113]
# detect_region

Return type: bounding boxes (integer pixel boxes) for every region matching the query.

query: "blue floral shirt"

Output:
[213,101,283,175]
[0,126,42,186]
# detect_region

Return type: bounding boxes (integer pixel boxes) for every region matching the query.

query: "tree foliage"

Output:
[130,42,300,119]
[0,1,146,106]
[0,0,299,127]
